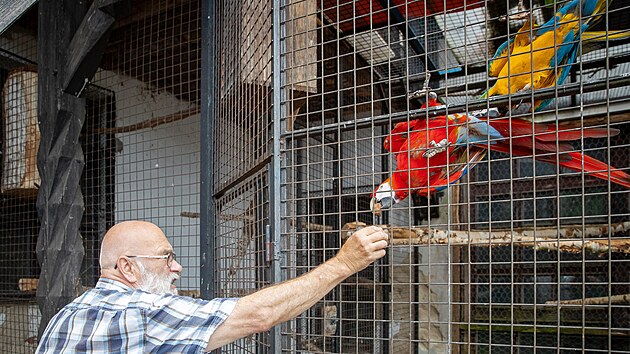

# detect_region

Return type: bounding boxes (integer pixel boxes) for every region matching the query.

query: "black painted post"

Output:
[35,0,88,337]
[36,0,129,337]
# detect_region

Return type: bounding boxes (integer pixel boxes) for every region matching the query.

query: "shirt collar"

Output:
[95,278,134,292]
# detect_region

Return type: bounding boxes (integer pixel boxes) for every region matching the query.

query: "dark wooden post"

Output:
[36,0,129,337]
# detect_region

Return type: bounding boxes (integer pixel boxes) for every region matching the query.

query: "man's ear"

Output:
[117,258,139,284]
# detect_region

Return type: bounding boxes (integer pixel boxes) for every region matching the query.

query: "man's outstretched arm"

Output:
[206,226,388,351]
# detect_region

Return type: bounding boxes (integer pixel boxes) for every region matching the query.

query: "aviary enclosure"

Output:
[0,0,628,352]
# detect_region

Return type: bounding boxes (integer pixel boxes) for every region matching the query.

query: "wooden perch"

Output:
[180,211,200,218]
[180,211,256,222]
[341,221,630,254]
[92,106,199,134]
[300,222,333,232]
[545,294,630,305]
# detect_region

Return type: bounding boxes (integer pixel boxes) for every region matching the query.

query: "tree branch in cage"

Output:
[545,294,630,305]
[180,211,256,222]
[301,338,325,353]
[92,106,199,134]
[299,221,333,232]
[342,221,630,254]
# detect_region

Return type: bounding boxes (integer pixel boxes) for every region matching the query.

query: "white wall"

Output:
[93,70,202,290]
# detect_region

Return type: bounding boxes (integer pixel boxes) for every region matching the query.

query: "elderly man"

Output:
[36,220,388,353]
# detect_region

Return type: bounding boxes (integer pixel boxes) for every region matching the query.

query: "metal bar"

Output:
[286,75,630,138]
[213,156,272,200]
[200,0,215,300]
[271,0,284,351]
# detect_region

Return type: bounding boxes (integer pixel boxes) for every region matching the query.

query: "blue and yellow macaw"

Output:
[482,0,627,111]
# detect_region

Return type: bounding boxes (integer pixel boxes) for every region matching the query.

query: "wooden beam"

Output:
[91,106,199,134]
[36,0,88,338]
[35,0,129,338]
[62,0,131,96]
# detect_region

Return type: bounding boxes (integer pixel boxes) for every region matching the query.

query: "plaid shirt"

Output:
[36,278,237,353]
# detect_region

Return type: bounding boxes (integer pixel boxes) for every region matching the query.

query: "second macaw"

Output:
[482,0,626,111]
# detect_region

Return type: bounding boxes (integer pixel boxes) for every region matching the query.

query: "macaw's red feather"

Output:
[564,153,630,188]
[487,118,618,141]
[420,95,442,109]
[488,142,630,188]
[386,115,484,199]
[384,119,427,153]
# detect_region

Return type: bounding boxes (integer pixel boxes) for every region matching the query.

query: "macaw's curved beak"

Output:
[370,195,393,215]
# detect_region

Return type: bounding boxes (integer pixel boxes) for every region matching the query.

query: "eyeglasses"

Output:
[114,252,176,269]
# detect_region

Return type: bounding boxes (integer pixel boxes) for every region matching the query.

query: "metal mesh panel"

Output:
[216,172,271,352]
[212,0,276,351]
[0,0,202,350]
[280,0,630,352]
[214,0,274,193]
[94,0,203,295]
[0,8,42,352]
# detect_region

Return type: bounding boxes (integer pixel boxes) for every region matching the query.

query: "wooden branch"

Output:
[300,222,333,232]
[545,294,630,305]
[221,213,256,222]
[180,211,199,218]
[342,221,630,254]
[180,211,256,222]
[92,106,199,134]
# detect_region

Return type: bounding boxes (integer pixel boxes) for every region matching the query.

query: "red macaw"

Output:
[372,113,499,212]
[371,114,630,212]
[482,0,626,111]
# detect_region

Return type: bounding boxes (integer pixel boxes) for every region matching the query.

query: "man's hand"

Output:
[334,226,389,274]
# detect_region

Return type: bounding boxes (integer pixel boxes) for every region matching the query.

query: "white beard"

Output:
[136,261,179,295]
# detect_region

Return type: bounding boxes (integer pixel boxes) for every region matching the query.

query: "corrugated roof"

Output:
[0,0,37,36]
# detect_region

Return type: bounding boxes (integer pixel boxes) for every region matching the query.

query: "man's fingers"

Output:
[362,230,389,245]
[372,239,389,250]
[373,249,386,259]
[357,226,383,235]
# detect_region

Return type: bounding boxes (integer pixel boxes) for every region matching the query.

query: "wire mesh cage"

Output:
[0,0,203,351]
[0,0,626,352]
[268,0,630,352]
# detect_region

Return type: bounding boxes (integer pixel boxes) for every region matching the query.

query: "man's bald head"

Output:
[100,221,169,270]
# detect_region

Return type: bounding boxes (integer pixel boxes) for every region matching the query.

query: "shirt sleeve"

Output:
[143,295,238,353]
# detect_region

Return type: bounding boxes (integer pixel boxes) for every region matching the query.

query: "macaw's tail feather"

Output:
[582,30,630,42]
[488,143,630,188]
[485,141,574,158]
[559,152,630,188]
[540,0,608,34]
[582,30,630,53]
[532,126,619,141]
[485,118,619,142]
[580,0,610,24]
